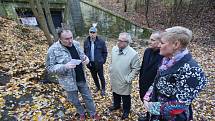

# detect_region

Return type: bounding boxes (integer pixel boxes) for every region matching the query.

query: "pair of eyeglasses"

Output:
[90,31,96,34]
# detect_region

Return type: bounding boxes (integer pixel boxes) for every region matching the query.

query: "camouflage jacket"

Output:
[45,41,87,91]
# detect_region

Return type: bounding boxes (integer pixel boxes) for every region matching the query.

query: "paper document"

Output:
[69,59,82,65]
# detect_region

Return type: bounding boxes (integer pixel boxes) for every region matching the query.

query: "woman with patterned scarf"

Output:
[143,26,209,121]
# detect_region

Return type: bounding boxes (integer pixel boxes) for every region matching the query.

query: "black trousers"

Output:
[113,92,131,113]
[87,61,106,90]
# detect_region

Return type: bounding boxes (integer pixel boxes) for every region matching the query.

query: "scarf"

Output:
[159,49,189,72]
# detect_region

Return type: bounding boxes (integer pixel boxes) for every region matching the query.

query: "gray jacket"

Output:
[45,40,87,91]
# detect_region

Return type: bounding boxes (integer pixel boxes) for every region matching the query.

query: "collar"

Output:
[114,45,130,55]
[158,53,192,76]
[57,40,78,51]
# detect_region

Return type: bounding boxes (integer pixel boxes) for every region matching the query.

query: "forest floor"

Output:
[0,17,214,121]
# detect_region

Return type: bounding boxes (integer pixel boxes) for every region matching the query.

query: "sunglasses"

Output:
[90,31,96,34]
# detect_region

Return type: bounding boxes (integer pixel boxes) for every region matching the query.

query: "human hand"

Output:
[82,55,89,65]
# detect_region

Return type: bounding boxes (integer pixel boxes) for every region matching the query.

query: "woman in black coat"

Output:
[143,26,209,121]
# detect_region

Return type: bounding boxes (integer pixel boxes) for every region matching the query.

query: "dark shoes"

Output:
[121,112,129,120]
[108,106,121,112]
[75,113,85,121]
[138,116,149,121]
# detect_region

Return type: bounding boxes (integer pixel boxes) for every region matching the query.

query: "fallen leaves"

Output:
[0,16,214,120]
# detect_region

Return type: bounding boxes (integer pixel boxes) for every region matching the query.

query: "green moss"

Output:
[4,4,18,20]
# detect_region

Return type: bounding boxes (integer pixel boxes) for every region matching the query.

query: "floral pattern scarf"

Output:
[159,49,189,72]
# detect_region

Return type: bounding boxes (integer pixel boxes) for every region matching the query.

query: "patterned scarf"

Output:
[159,49,189,72]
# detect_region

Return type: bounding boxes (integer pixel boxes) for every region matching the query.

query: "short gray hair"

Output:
[151,31,162,40]
[119,32,132,43]
[163,26,193,48]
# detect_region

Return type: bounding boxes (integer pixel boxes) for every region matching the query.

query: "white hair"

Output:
[151,31,162,40]
[119,32,132,43]
[165,26,193,41]
[162,26,193,48]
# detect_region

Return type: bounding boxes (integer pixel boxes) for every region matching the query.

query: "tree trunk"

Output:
[168,0,178,26]
[43,0,58,41]
[145,0,150,27]
[29,0,53,46]
[63,0,70,24]
[124,0,127,12]
[63,0,76,36]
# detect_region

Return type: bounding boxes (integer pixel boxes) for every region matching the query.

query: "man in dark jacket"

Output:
[138,31,163,121]
[84,27,108,96]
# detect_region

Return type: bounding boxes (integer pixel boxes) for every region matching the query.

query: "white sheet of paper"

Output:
[69,59,82,65]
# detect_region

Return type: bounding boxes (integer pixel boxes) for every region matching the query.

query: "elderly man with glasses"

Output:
[109,32,141,120]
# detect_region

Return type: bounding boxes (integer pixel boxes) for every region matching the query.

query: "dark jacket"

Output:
[139,48,163,101]
[84,36,107,64]
[150,53,209,121]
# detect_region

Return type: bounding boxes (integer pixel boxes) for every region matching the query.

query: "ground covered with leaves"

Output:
[0,17,214,121]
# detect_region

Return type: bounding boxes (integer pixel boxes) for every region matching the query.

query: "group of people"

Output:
[45,26,209,121]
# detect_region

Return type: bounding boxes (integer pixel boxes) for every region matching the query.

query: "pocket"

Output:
[54,50,70,64]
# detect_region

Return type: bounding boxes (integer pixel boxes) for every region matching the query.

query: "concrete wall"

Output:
[0,0,67,20]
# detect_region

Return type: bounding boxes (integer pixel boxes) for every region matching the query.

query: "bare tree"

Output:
[168,0,183,26]
[63,0,76,36]
[29,0,53,46]
[144,0,150,27]
[43,0,58,41]
[124,0,127,12]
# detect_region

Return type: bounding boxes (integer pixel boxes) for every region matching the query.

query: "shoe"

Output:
[121,112,129,120]
[138,116,149,121]
[101,89,105,96]
[90,113,101,121]
[108,106,120,112]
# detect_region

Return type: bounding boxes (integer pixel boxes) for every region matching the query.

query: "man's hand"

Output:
[65,62,76,69]
[82,55,89,65]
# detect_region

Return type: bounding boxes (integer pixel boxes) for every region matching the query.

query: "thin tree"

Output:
[144,0,150,27]
[63,0,76,36]
[168,0,183,26]
[43,0,58,41]
[29,0,53,46]
[124,0,127,12]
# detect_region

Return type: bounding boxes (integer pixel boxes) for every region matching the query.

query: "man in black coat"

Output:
[138,32,163,121]
[84,27,108,96]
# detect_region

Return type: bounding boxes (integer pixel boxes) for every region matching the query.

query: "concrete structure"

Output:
[0,0,69,28]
